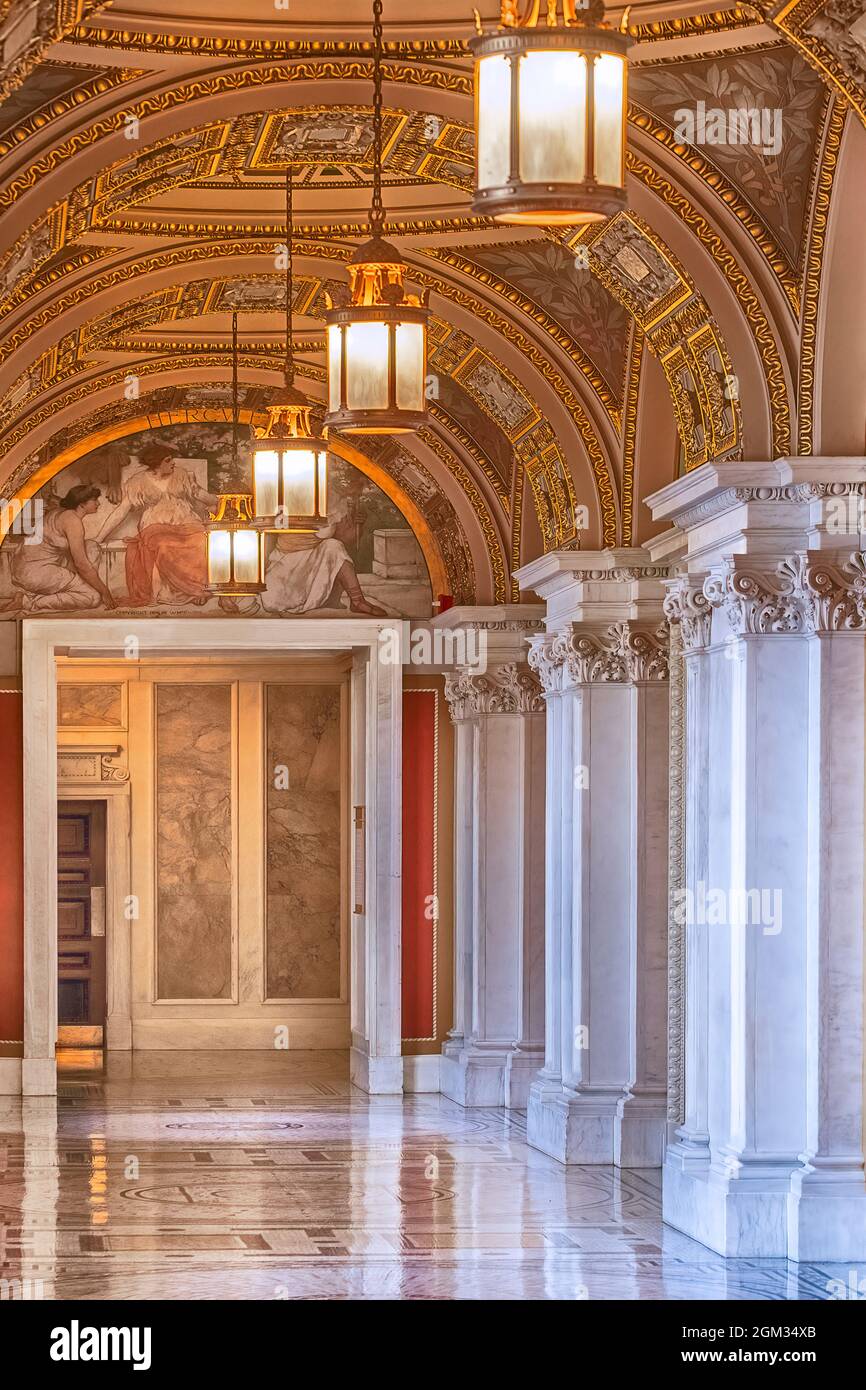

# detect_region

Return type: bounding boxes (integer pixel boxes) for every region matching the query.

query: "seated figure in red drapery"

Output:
[94,443,217,606]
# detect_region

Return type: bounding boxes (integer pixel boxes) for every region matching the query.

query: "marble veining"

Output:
[57,682,123,728]
[155,684,232,999]
[0,1053,861,1301]
[266,684,342,999]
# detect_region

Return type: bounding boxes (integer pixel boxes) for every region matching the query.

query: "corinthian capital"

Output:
[663,573,712,651]
[445,662,543,719]
[703,557,808,635]
[608,622,670,682]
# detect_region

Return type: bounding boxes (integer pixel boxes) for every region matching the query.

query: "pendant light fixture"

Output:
[252,167,329,528]
[206,311,266,596]
[324,0,429,434]
[470,0,630,226]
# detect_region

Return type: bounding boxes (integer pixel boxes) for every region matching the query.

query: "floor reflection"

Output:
[0,1051,862,1301]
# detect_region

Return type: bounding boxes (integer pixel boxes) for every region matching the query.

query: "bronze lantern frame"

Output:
[470,0,630,226]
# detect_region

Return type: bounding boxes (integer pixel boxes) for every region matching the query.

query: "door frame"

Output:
[22,618,402,1096]
[56,790,131,1051]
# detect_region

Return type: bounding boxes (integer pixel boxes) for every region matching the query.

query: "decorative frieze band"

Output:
[527,621,670,693]
[444,661,544,720]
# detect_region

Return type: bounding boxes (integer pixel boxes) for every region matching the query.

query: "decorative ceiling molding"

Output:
[422,244,624,432]
[621,323,646,547]
[797,93,846,454]
[770,0,866,127]
[623,162,791,458]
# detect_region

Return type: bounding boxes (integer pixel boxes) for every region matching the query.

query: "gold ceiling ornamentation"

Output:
[85,213,492,239]
[771,0,866,127]
[510,462,525,594]
[798,93,846,454]
[620,323,645,546]
[629,7,764,42]
[567,211,742,470]
[407,263,617,545]
[0,0,107,105]
[518,423,584,553]
[416,424,509,603]
[68,28,472,58]
[625,157,791,458]
[0,59,473,209]
[627,102,801,315]
[427,400,511,511]
[65,11,760,60]
[422,245,623,430]
[0,67,146,160]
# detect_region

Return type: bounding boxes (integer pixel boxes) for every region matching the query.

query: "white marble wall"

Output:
[515,552,670,1167]
[650,459,866,1260]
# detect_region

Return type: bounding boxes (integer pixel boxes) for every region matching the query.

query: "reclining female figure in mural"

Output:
[261,504,387,616]
[6,484,116,612]
[93,442,216,606]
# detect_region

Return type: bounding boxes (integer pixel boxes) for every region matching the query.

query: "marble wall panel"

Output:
[58,683,123,728]
[156,684,232,999]
[266,684,342,999]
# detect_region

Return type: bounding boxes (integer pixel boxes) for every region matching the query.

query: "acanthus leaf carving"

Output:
[445,662,543,719]
[702,552,866,636]
[663,573,713,651]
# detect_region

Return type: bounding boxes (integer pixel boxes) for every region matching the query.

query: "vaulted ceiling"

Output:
[1,0,865,602]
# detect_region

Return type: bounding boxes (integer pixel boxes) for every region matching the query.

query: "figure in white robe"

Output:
[261,515,385,615]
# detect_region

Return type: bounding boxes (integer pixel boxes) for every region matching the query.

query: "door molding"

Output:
[22,618,402,1096]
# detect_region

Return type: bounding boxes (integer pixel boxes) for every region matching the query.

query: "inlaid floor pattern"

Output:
[0,1051,861,1300]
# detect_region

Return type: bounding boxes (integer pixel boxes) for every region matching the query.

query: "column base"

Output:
[526,1081,621,1164]
[22,1058,56,1097]
[615,1089,667,1168]
[787,1160,866,1263]
[350,1047,403,1095]
[440,1042,541,1108]
[663,1148,798,1257]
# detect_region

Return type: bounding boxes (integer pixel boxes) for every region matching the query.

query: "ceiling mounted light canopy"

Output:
[324,0,429,434]
[253,167,329,528]
[470,0,630,226]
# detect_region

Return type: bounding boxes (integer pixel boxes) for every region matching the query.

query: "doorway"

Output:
[57,799,107,1052]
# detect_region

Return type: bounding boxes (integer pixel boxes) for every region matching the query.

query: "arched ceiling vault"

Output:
[1,0,863,588]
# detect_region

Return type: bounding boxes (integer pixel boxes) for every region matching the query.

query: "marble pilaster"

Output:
[649,459,866,1260]
[515,551,671,1166]
[435,607,546,1109]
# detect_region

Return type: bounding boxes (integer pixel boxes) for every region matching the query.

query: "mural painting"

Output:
[0,424,432,619]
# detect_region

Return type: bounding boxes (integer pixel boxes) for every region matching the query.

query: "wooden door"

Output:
[57,800,107,1040]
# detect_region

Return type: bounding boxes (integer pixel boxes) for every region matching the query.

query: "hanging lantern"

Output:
[252,391,329,527]
[323,0,429,434]
[254,166,331,527]
[470,0,630,226]
[206,493,266,596]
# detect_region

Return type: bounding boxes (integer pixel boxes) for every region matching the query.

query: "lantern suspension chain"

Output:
[284,166,294,388]
[231,309,239,469]
[370,0,385,236]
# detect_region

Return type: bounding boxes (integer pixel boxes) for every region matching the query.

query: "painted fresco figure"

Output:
[6,485,115,611]
[262,507,386,615]
[95,443,216,606]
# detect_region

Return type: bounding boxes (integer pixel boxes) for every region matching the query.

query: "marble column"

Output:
[515,551,670,1167]
[649,459,866,1260]
[437,609,546,1108]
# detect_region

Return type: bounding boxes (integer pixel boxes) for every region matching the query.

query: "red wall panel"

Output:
[401,690,436,1040]
[0,693,24,1051]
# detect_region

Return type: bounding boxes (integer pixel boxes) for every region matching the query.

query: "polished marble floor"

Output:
[0,1050,862,1301]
